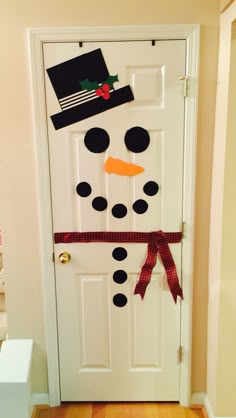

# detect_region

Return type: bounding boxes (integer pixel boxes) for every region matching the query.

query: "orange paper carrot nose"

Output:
[104,157,144,176]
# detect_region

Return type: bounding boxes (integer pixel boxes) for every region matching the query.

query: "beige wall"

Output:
[208,5,236,415]
[220,0,234,11]
[215,22,236,416]
[0,0,219,393]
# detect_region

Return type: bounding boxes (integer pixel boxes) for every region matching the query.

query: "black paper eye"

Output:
[124,127,150,153]
[84,128,110,153]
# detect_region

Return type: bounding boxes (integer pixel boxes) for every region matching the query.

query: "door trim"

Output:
[28,24,199,407]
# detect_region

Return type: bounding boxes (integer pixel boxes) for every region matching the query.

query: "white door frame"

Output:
[28,24,199,407]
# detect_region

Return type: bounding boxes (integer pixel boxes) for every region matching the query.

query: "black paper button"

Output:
[113,270,128,284]
[113,293,127,307]
[112,247,127,261]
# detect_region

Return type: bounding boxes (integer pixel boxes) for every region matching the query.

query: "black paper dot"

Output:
[124,127,150,153]
[133,199,148,214]
[92,196,108,211]
[112,247,127,261]
[84,128,110,153]
[76,182,92,197]
[112,204,127,218]
[143,181,159,196]
[113,293,127,307]
[113,270,128,284]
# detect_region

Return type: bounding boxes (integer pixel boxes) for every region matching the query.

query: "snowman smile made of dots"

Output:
[76,126,160,218]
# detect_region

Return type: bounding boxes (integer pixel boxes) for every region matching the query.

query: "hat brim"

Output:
[50,86,134,130]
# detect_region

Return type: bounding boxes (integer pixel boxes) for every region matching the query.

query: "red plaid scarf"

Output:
[54,230,183,302]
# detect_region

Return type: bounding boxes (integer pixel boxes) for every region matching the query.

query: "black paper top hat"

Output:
[46,48,134,130]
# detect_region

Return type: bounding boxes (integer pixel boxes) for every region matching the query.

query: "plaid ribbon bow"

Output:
[54,230,183,302]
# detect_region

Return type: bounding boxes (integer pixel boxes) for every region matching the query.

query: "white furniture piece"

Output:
[0,339,33,418]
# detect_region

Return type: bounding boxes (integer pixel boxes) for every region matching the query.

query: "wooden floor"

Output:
[33,403,206,418]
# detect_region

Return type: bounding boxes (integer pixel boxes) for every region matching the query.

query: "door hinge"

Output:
[182,221,186,238]
[177,345,183,364]
[179,76,190,97]
[52,252,55,263]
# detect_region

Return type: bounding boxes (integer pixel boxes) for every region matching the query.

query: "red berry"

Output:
[103,92,110,100]
[96,88,103,96]
[102,83,110,92]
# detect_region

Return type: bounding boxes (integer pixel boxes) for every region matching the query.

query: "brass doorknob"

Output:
[59,252,71,264]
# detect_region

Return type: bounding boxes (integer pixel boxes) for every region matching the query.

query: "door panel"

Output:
[43,40,185,401]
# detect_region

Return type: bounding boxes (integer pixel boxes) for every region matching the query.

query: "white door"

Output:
[43,40,186,402]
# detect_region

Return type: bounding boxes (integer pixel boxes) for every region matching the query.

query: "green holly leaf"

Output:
[103,74,119,89]
[80,79,99,91]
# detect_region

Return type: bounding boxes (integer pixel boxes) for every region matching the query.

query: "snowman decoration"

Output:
[47,48,183,306]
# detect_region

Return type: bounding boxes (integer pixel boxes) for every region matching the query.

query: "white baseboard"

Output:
[204,396,214,418]
[191,392,207,406]
[204,395,236,418]
[31,393,49,405]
